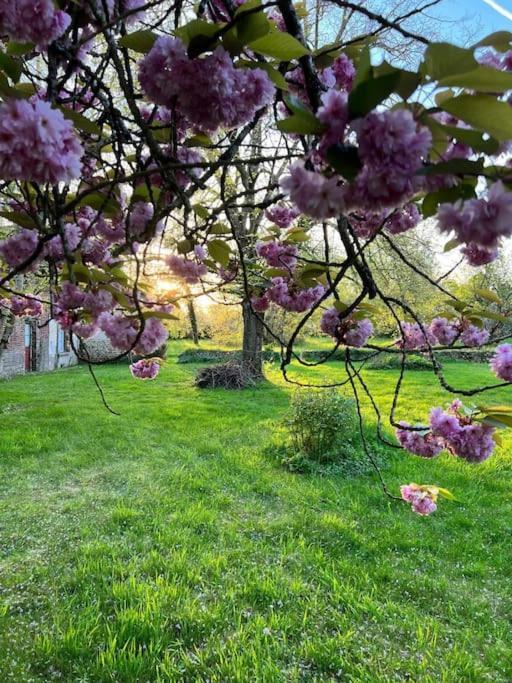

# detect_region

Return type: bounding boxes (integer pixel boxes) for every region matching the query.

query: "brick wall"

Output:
[0,310,78,380]
[0,316,25,378]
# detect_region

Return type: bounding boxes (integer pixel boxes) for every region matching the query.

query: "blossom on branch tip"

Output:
[320,308,373,347]
[280,162,345,219]
[490,344,512,382]
[400,484,438,516]
[130,358,161,380]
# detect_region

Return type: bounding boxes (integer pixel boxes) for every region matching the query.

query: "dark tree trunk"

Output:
[187,299,199,345]
[242,299,264,378]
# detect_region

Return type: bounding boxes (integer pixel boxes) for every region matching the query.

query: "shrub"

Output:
[273,390,363,473]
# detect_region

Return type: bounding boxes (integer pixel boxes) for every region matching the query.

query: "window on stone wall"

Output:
[57,328,70,353]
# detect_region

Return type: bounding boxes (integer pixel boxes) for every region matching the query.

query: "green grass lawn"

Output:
[0,344,511,682]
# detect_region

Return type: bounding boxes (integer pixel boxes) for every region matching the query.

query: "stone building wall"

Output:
[0,311,78,380]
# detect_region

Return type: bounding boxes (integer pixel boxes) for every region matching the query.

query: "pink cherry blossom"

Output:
[0,0,71,49]
[130,358,161,380]
[490,343,512,382]
[139,38,275,132]
[9,295,43,317]
[280,162,345,219]
[0,229,39,268]
[0,99,83,184]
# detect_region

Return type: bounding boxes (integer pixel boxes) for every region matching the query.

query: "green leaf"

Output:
[443,238,460,252]
[297,264,328,279]
[471,308,508,322]
[143,310,179,321]
[193,204,209,220]
[285,229,309,243]
[76,192,120,218]
[444,299,467,312]
[175,20,220,48]
[475,288,501,304]
[348,72,401,119]
[440,95,512,141]
[325,144,361,181]
[421,43,477,80]
[208,239,231,266]
[119,30,157,53]
[478,404,512,414]
[209,223,231,235]
[0,210,37,229]
[493,431,503,446]
[131,184,161,203]
[439,65,512,93]
[373,62,420,100]
[177,239,193,254]
[437,487,456,501]
[264,267,291,278]
[0,52,22,82]
[482,414,512,428]
[0,75,36,99]
[334,300,349,312]
[249,32,309,60]
[60,107,101,136]
[6,42,33,56]
[184,133,214,148]
[421,184,476,219]
[236,0,271,44]
[277,95,324,135]
[353,45,372,88]
[427,118,500,155]
[417,158,485,177]
[472,31,512,52]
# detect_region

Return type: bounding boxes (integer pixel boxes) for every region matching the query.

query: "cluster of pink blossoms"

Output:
[98,312,168,354]
[317,89,349,151]
[265,204,299,229]
[52,281,169,355]
[350,204,421,240]
[398,319,489,350]
[329,54,356,91]
[0,0,71,49]
[400,484,438,516]
[280,162,345,219]
[252,278,324,313]
[139,38,275,133]
[0,229,38,268]
[1,295,43,318]
[320,307,374,347]
[397,400,496,463]
[346,110,432,210]
[130,358,161,380]
[490,344,512,382]
[0,99,83,184]
[255,240,298,270]
[286,53,355,103]
[166,245,207,284]
[437,182,512,266]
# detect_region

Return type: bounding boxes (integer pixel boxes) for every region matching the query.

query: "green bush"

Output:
[273,390,363,473]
